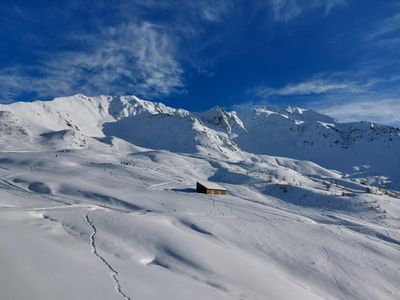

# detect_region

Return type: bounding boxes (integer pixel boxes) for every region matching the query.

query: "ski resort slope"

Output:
[0,95,399,300]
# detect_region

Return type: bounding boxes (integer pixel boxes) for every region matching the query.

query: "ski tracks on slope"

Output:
[84,213,132,300]
[321,226,348,300]
[146,181,171,191]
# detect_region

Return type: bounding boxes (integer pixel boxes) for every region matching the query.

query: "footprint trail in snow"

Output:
[84,213,132,300]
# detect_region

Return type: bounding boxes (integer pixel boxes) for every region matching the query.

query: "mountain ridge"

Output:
[1,94,399,189]
[1,94,400,300]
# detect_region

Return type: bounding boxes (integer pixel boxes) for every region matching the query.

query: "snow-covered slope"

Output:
[0,95,243,160]
[1,93,399,192]
[233,106,400,181]
[0,95,399,300]
[2,94,398,187]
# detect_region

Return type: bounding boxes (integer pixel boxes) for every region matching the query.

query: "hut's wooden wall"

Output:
[196,182,226,195]
[207,189,226,195]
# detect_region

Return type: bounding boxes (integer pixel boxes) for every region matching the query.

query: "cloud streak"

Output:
[315,98,400,127]
[0,0,358,103]
[247,71,400,127]
[0,1,239,102]
[252,78,359,99]
[0,21,185,101]
[268,0,349,22]
[368,13,400,41]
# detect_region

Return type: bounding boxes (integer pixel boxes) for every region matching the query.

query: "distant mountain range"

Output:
[1,94,399,189]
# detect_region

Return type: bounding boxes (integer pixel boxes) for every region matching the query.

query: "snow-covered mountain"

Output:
[233,106,400,181]
[1,94,399,187]
[0,94,399,300]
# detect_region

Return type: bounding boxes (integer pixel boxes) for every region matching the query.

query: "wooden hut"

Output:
[196,181,227,195]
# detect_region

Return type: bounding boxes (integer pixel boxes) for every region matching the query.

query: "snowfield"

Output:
[0,95,399,300]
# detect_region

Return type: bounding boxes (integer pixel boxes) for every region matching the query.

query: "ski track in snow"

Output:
[321,226,349,300]
[84,213,132,300]
[146,181,169,190]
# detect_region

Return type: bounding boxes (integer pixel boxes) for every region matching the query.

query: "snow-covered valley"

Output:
[0,95,399,300]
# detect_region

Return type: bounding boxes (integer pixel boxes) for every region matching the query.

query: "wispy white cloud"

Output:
[246,70,400,127]
[268,0,349,22]
[362,10,400,52]
[368,13,400,41]
[199,2,234,23]
[0,1,239,102]
[252,78,360,99]
[324,0,349,15]
[269,0,302,22]
[315,98,400,127]
[0,0,353,102]
[0,22,184,101]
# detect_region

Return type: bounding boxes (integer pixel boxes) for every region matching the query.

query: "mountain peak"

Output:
[1,94,399,185]
[199,106,246,135]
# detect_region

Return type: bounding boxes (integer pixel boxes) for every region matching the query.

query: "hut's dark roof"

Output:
[197,181,227,191]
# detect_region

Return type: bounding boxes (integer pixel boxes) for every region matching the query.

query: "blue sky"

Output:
[1,0,400,125]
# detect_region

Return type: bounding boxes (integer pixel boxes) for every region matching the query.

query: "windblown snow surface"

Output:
[0,94,399,300]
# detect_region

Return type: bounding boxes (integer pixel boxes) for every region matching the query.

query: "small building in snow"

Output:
[196,181,227,195]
